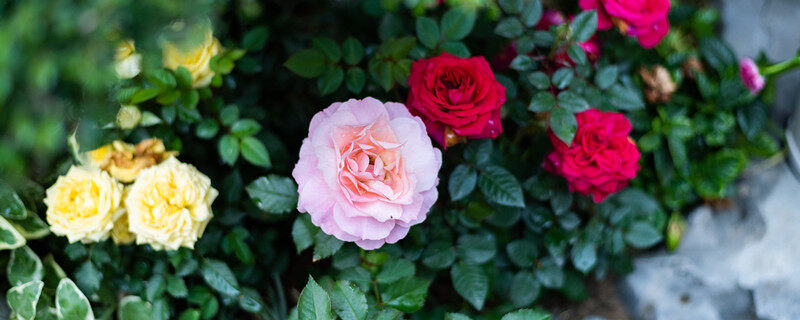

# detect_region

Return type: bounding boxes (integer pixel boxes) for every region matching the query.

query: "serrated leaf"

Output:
[440,41,470,58]
[624,221,662,248]
[298,276,332,320]
[449,164,477,201]
[549,107,577,146]
[457,233,497,264]
[557,91,588,112]
[292,215,316,253]
[200,259,240,296]
[284,49,327,78]
[195,119,220,139]
[529,92,556,112]
[148,69,177,89]
[129,87,162,104]
[242,26,270,51]
[451,263,488,310]
[230,119,261,137]
[342,38,364,65]
[377,260,415,284]
[330,280,367,320]
[421,241,456,270]
[570,10,598,42]
[506,239,538,268]
[502,309,551,320]
[240,137,272,168]
[521,0,543,27]
[218,134,239,165]
[441,9,476,41]
[246,175,298,214]
[551,68,574,89]
[594,66,618,89]
[495,18,524,38]
[607,84,644,110]
[381,277,429,313]
[567,43,587,65]
[317,66,344,95]
[534,259,564,289]
[527,72,550,90]
[345,68,366,94]
[313,232,343,261]
[478,166,525,207]
[416,17,440,49]
[510,271,540,307]
[570,240,597,273]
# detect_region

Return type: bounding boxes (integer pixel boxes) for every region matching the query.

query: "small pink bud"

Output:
[739,58,765,94]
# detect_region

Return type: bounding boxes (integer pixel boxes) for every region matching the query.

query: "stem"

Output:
[762,56,800,75]
[372,280,383,306]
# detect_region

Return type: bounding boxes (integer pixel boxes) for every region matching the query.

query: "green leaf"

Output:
[445,313,473,320]
[478,166,525,208]
[6,280,43,320]
[245,175,298,214]
[570,240,597,273]
[230,119,262,137]
[557,91,588,112]
[55,279,94,320]
[495,18,524,38]
[240,137,272,168]
[498,0,522,14]
[139,111,162,127]
[549,107,577,146]
[238,287,264,313]
[449,164,477,201]
[242,26,270,51]
[529,92,556,112]
[377,260,415,284]
[567,43,587,65]
[668,137,689,177]
[129,87,162,104]
[284,49,327,78]
[534,259,564,289]
[9,212,49,240]
[148,69,176,89]
[501,309,551,320]
[330,280,367,320]
[370,60,394,91]
[178,310,200,320]
[441,8,477,41]
[594,65,617,89]
[218,134,240,165]
[74,261,101,295]
[167,275,188,298]
[298,276,332,320]
[342,38,364,65]
[381,276,430,313]
[521,0,543,27]
[509,55,534,71]
[317,66,344,95]
[200,259,240,296]
[570,10,598,42]
[119,296,153,320]
[607,84,645,110]
[551,68,574,89]
[416,17,440,49]
[457,233,497,264]
[510,271,540,307]
[313,232,343,261]
[345,68,366,94]
[7,246,42,286]
[737,102,767,140]
[195,119,220,139]
[506,239,538,268]
[219,105,240,126]
[292,215,316,253]
[451,263,488,310]
[624,221,662,249]
[174,67,193,88]
[440,41,470,58]
[421,241,456,270]
[527,72,550,90]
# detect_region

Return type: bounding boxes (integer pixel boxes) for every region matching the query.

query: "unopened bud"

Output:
[116,105,142,130]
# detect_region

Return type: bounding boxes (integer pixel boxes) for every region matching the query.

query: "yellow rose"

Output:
[44,166,124,243]
[83,138,178,183]
[125,157,217,250]
[162,29,221,88]
[111,211,136,245]
[115,40,142,79]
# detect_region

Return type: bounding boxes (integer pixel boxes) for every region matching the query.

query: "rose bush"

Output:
[0,0,785,319]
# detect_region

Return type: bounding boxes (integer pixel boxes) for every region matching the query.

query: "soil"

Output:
[541,277,632,320]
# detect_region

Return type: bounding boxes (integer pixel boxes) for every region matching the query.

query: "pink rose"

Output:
[536,9,566,30]
[579,0,670,48]
[544,109,640,202]
[739,58,765,94]
[292,98,442,249]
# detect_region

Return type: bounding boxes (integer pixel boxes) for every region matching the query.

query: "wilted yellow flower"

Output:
[162,28,221,88]
[125,157,217,250]
[44,166,124,243]
[111,211,136,245]
[115,40,142,79]
[83,138,178,183]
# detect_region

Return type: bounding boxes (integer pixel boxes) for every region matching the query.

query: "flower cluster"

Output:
[45,139,217,250]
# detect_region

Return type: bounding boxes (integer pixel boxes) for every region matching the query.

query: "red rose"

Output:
[544,109,640,202]
[578,0,670,48]
[407,53,506,148]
